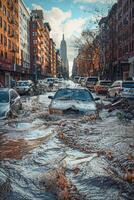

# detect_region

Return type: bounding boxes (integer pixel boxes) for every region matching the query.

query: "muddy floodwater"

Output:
[0,93,134,200]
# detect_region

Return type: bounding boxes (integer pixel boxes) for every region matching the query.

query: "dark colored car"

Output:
[0,88,22,120]
[86,76,99,91]
[48,87,99,115]
[16,80,34,95]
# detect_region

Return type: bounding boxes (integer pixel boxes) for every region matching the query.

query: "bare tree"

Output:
[73,29,100,76]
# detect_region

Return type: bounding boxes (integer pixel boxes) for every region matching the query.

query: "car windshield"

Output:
[100,81,112,86]
[17,81,29,86]
[122,82,134,88]
[47,79,53,82]
[87,77,98,82]
[74,77,79,80]
[54,89,93,101]
[0,91,9,103]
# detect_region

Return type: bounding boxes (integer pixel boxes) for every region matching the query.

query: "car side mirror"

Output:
[94,97,100,101]
[48,96,54,99]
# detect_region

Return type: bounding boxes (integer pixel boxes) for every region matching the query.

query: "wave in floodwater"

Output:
[0,95,134,200]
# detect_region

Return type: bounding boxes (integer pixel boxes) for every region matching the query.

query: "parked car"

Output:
[16,80,34,95]
[10,80,17,88]
[48,87,99,115]
[0,88,22,120]
[44,78,55,87]
[85,76,99,91]
[94,80,112,94]
[73,76,80,83]
[108,80,134,99]
[78,77,86,84]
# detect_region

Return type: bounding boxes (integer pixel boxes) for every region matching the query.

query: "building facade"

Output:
[30,10,46,80]
[0,0,20,86]
[60,34,69,78]
[19,0,30,79]
[49,38,56,77]
[117,0,134,79]
[44,22,51,76]
[99,0,134,80]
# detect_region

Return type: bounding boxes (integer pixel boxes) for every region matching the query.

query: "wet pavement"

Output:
[0,88,134,200]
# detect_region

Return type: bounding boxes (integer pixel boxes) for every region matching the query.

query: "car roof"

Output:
[123,81,134,83]
[59,85,90,91]
[0,88,10,92]
[99,80,112,82]
[17,80,32,82]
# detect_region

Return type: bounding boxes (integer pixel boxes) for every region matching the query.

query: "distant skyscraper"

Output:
[60,34,69,78]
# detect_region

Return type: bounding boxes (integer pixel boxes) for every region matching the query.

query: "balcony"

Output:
[7,1,13,10]
[11,18,18,26]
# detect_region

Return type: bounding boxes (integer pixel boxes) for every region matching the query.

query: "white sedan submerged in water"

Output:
[48,87,99,115]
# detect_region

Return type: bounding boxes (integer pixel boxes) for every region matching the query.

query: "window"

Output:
[33,40,37,44]
[0,16,2,28]
[32,31,37,36]
[0,34,3,44]
[4,36,7,46]
[132,23,134,34]
[8,25,10,35]
[4,52,7,59]
[3,21,7,32]
[132,8,134,18]
[8,39,11,49]
[1,50,3,58]
[3,5,6,15]
[34,48,37,53]
[32,23,37,29]
[0,0,2,9]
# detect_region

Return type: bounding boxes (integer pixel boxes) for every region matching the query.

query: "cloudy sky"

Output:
[24,0,116,72]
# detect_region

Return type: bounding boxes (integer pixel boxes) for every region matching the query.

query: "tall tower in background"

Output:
[60,34,69,78]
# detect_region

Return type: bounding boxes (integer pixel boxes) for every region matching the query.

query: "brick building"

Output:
[49,38,56,77]
[30,10,47,80]
[117,0,134,79]
[44,22,51,76]
[19,0,30,80]
[99,0,134,80]
[105,3,118,80]
[0,0,20,86]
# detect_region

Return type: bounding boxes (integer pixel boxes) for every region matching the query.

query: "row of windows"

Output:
[0,33,18,51]
[0,16,18,37]
[0,0,18,17]
[118,41,134,57]
[0,50,20,65]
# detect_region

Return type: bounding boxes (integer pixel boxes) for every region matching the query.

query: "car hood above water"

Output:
[0,103,10,119]
[50,99,97,113]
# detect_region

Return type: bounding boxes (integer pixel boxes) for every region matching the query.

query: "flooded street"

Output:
[0,92,134,200]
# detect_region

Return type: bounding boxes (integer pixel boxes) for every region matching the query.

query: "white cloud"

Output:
[74,0,116,4]
[74,0,98,2]
[31,4,87,70]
